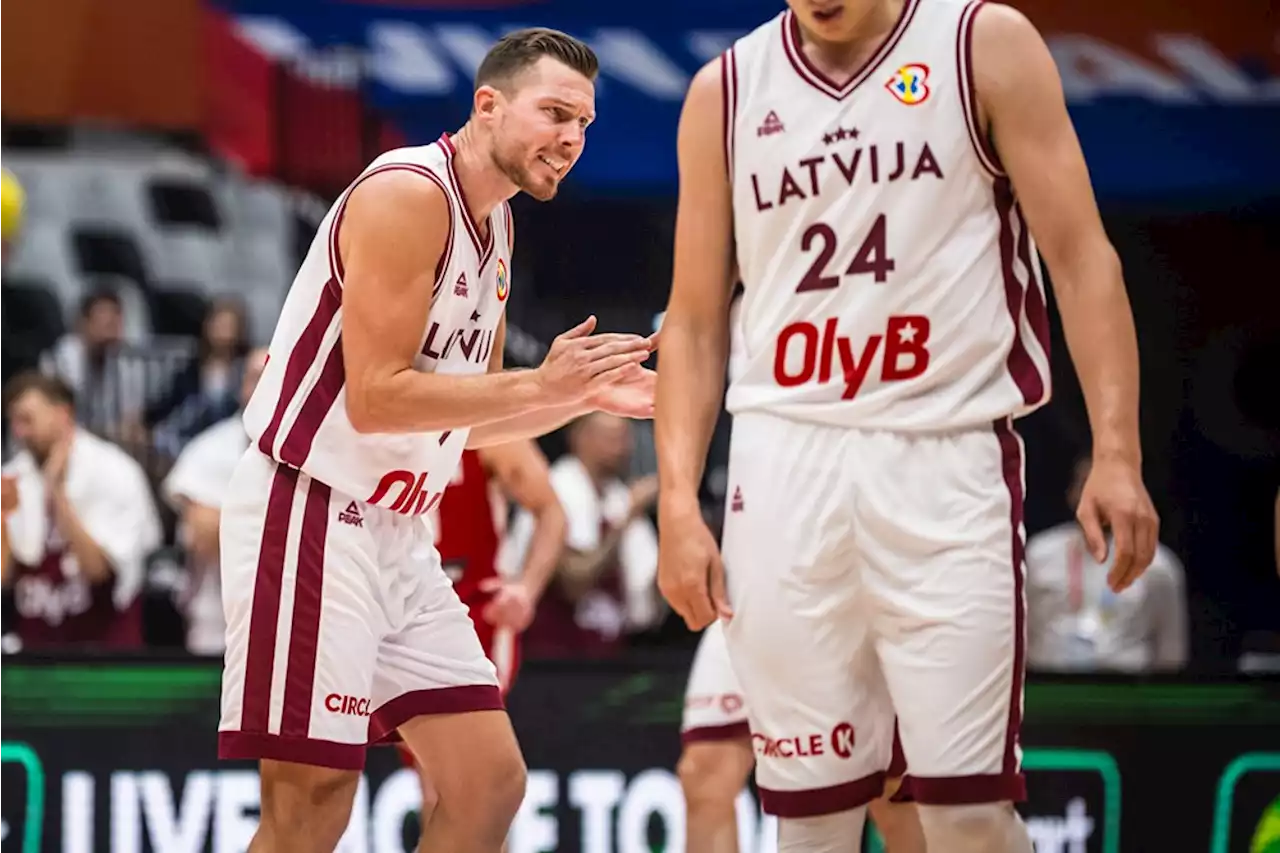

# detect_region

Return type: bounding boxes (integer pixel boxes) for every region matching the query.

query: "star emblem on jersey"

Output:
[822,126,860,145]
[886,63,931,105]
[470,308,481,323]
[495,258,510,302]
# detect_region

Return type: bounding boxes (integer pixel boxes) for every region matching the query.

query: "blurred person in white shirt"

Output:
[161,348,268,654]
[1026,455,1188,672]
[506,413,661,657]
[1,372,161,649]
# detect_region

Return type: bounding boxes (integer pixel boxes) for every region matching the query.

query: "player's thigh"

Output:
[682,619,749,742]
[721,413,895,818]
[218,453,384,770]
[859,424,1027,805]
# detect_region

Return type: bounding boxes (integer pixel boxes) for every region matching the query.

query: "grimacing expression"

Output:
[482,56,595,201]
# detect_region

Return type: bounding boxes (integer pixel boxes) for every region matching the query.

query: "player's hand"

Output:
[535,316,652,406]
[1076,454,1159,593]
[479,577,537,633]
[1,475,18,518]
[589,363,656,419]
[658,497,732,630]
[41,437,71,493]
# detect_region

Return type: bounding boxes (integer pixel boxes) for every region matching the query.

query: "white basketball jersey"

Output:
[723,0,1051,431]
[244,134,513,516]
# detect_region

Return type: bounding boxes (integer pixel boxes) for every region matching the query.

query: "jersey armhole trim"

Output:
[327,163,455,297]
[957,0,1007,178]
[720,47,739,180]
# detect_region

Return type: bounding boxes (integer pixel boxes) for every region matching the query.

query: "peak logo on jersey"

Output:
[730,486,744,512]
[495,258,509,302]
[886,63,931,105]
[338,501,363,527]
[756,110,785,137]
[454,272,469,298]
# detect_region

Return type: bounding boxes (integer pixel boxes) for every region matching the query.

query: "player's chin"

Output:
[522,176,560,202]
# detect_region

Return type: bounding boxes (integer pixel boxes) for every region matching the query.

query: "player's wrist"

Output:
[658,488,701,519]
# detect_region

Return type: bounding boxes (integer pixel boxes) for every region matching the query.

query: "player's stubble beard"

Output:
[491,115,558,202]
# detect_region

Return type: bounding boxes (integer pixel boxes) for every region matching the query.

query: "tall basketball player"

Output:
[217,29,656,853]
[405,441,567,837]
[655,1,1159,851]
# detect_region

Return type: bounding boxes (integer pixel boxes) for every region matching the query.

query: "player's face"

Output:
[487,57,595,201]
[7,391,72,461]
[786,0,878,42]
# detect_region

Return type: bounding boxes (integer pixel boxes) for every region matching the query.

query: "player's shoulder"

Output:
[968,2,1051,80]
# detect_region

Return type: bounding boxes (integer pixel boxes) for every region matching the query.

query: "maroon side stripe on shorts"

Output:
[992,418,1027,777]
[279,477,332,738]
[241,464,301,733]
[257,279,342,459]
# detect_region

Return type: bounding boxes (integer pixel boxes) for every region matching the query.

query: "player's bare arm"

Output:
[974,4,1158,592]
[654,60,736,630]
[480,440,567,628]
[341,171,650,435]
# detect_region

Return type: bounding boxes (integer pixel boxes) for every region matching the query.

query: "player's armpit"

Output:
[482,440,566,598]
[655,58,737,504]
[339,171,545,434]
[973,3,1141,465]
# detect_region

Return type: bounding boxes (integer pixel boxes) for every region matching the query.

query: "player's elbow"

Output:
[345,381,387,434]
[1043,234,1121,295]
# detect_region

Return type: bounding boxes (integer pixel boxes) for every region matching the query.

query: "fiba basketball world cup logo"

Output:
[496,258,510,302]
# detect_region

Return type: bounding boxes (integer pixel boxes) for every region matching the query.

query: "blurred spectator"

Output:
[39,289,147,443]
[508,413,661,658]
[0,166,41,384]
[1026,455,1189,673]
[0,372,161,649]
[160,347,267,654]
[146,298,251,460]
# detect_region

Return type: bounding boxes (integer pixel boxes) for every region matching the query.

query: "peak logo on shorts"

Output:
[324,694,372,717]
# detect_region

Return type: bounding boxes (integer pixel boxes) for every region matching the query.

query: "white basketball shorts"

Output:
[720,412,1028,818]
[681,619,750,744]
[217,450,501,770]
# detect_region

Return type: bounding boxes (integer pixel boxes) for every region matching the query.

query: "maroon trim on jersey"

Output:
[501,200,514,252]
[367,685,506,744]
[438,134,496,268]
[1014,202,1051,361]
[993,177,1047,405]
[759,771,889,817]
[719,47,739,178]
[278,333,345,469]
[279,477,332,738]
[895,420,1029,806]
[328,162,456,288]
[956,1,1006,177]
[256,278,341,459]
[681,721,751,746]
[239,463,301,734]
[779,0,920,102]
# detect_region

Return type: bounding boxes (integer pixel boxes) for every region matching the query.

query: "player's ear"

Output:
[473,84,502,122]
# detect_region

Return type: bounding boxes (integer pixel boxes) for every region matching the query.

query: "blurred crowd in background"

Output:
[1,0,1277,678]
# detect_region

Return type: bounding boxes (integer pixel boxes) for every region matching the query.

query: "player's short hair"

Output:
[475,27,599,91]
[3,371,76,413]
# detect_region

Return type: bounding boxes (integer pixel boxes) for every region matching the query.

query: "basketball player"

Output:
[678,292,925,853]
[404,441,567,834]
[218,29,656,853]
[655,1,1160,850]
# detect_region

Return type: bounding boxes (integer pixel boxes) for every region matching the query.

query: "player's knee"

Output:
[916,802,1031,853]
[677,741,753,814]
[460,745,527,828]
[258,760,360,844]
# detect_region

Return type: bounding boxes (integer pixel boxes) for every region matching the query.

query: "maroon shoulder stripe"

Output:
[439,134,495,265]
[720,48,739,179]
[956,1,1005,176]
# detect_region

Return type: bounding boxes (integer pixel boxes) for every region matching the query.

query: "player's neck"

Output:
[448,122,517,225]
[794,0,904,77]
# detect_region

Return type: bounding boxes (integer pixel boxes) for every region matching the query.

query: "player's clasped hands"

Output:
[534,315,653,404]
[657,498,733,631]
